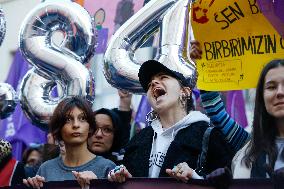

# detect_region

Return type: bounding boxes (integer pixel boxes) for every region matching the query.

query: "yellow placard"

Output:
[191,0,284,91]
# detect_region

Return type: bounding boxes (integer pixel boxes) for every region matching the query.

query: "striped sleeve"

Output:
[200,90,251,152]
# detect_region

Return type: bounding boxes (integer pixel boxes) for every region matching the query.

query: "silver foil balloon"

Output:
[19,0,96,128]
[0,8,6,46]
[104,0,196,94]
[0,83,17,119]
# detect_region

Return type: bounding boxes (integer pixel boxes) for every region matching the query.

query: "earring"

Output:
[146,110,158,123]
[179,93,187,108]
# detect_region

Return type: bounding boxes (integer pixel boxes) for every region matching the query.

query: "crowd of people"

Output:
[1,42,284,188]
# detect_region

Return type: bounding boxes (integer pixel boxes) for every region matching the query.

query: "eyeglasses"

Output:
[94,127,114,136]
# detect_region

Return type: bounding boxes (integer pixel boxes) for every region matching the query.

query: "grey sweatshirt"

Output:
[37,156,116,181]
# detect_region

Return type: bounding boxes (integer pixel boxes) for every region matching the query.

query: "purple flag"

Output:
[226,90,248,128]
[257,0,284,38]
[95,28,108,54]
[0,50,47,160]
[134,96,151,129]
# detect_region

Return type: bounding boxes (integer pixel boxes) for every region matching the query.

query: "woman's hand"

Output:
[118,90,132,111]
[23,175,45,189]
[190,40,202,60]
[108,165,132,183]
[166,162,202,183]
[72,171,97,189]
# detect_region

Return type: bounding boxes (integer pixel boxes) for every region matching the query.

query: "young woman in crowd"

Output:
[22,145,43,178]
[108,60,233,183]
[88,90,132,164]
[232,59,284,178]
[191,41,284,178]
[23,96,116,188]
[22,146,43,168]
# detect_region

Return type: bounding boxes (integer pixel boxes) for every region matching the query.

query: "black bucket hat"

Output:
[138,60,191,92]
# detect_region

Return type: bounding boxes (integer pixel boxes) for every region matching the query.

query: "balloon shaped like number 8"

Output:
[19,0,96,130]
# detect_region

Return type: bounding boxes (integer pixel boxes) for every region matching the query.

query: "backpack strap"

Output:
[196,126,214,177]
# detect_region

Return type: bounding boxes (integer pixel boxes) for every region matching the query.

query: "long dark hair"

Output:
[243,59,284,169]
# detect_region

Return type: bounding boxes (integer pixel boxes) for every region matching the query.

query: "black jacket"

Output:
[123,121,233,177]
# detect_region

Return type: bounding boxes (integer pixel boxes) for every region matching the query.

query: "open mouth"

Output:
[153,87,166,100]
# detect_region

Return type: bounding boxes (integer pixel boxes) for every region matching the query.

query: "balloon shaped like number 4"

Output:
[104,0,197,94]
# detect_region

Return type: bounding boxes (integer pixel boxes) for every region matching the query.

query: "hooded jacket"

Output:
[123,111,233,177]
[149,111,210,177]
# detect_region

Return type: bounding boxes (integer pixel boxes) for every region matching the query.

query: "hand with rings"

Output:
[108,165,132,183]
[166,162,196,183]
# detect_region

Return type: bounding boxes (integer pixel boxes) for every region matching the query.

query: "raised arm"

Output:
[113,90,133,148]
[190,40,250,153]
[200,90,250,152]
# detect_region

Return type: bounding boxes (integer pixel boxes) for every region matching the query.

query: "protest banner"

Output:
[1,178,280,189]
[191,0,284,91]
